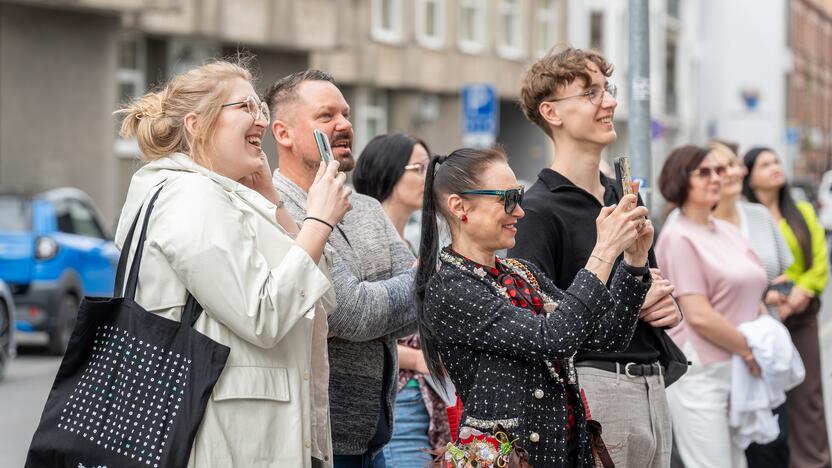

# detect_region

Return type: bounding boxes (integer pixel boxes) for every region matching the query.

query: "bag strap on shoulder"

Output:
[113,183,205,327]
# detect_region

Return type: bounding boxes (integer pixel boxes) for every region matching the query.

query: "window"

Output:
[667,0,680,19]
[69,201,106,239]
[534,0,558,56]
[416,0,445,49]
[589,11,604,52]
[54,200,106,239]
[497,0,523,59]
[354,88,389,156]
[458,0,485,53]
[371,0,403,44]
[114,34,146,158]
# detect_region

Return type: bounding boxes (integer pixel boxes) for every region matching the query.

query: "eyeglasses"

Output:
[403,162,428,175]
[692,165,727,179]
[221,96,270,124]
[546,83,618,106]
[460,186,525,214]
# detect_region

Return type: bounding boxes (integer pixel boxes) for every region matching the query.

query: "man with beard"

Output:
[264,70,417,468]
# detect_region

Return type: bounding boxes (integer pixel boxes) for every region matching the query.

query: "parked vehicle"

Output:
[0,188,119,354]
[0,279,15,382]
[817,170,832,232]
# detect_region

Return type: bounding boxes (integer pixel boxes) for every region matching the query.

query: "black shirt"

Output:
[508,168,661,364]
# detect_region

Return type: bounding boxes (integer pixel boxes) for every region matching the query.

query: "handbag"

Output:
[25,185,231,468]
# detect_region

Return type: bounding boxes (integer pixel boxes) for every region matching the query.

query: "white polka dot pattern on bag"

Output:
[57,325,191,466]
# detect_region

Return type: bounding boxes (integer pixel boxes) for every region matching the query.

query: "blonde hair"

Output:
[117,59,253,166]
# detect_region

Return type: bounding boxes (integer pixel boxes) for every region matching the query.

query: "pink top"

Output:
[656,215,768,365]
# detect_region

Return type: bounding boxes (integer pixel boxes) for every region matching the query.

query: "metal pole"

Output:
[628,0,652,211]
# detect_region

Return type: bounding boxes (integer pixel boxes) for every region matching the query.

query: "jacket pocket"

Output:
[212,366,291,402]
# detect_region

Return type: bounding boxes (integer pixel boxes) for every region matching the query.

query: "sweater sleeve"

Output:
[795,202,829,295]
[425,267,616,361]
[326,247,417,342]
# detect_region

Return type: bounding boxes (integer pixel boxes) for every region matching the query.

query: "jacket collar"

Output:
[116,153,275,247]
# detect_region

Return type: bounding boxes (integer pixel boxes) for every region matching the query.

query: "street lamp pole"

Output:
[628,0,652,210]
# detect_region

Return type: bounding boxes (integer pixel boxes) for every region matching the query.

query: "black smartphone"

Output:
[314,129,334,163]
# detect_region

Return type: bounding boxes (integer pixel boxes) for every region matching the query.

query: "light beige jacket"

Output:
[115,153,335,468]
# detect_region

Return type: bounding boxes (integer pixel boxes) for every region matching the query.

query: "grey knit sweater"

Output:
[273,171,418,456]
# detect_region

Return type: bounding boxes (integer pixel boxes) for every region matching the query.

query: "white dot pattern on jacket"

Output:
[57,325,191,466]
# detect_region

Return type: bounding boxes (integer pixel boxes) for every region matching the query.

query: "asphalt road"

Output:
[3,291,832,467]
[0,346,61,467]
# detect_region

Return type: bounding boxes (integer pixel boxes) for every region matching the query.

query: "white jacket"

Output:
[115,153,335,467]
[729,315,805,449]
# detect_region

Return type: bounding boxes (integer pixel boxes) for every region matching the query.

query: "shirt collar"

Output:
[537,168,620,199]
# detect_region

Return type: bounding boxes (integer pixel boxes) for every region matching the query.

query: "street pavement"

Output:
[3,290,832,466]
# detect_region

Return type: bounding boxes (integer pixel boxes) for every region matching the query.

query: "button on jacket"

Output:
[115,154,336,468]
[423,251,650,466]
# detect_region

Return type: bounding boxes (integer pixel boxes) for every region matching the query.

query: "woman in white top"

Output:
[116,59,352,467]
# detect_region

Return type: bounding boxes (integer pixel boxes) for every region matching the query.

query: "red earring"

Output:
[461,214,468,223]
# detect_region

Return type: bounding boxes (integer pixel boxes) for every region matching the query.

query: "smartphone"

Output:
[314,129,334,163]
[768,281,795,296]
[614,156,634,197]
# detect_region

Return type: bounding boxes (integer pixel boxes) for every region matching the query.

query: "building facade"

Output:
[0,0,567,223]
[788,0,832,182]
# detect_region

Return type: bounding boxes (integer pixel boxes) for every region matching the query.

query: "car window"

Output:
[68,201,106,239]
[0,196,31,232]
[54,200,74,234]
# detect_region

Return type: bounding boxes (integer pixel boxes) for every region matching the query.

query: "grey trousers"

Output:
[578,365,673,468]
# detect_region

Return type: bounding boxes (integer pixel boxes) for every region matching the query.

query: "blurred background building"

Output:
[0,0,830,223]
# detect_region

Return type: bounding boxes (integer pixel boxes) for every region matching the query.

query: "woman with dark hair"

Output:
[353,133,450,467]
[656,145,768,468]
[416,147,653,466]
[743,147,830,468]
[353,133,431,247]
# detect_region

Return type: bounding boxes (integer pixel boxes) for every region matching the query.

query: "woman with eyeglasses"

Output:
[655,145,769,468]
[743,147,831,468]
[415,148,653,466]
[352,134,452,468]
[116,59,351,467]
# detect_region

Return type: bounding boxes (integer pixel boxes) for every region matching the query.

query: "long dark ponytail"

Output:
[743,147,813,269]
[415,148,508,382]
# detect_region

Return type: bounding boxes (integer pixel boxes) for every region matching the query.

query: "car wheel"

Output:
[47,295,78,356]
[0,301,9,382]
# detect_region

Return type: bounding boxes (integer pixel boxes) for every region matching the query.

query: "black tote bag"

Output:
[25,185,231,468]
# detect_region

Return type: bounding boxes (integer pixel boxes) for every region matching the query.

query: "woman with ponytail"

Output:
[743,147,831,468]
[415,148,654,467]
[115,59,352,467]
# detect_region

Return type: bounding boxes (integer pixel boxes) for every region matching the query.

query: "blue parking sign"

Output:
[461,84,499,148]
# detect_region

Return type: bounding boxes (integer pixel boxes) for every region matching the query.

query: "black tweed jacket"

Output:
[424,248,650,467]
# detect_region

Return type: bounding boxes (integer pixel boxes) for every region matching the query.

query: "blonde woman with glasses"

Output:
[116,59,351,467]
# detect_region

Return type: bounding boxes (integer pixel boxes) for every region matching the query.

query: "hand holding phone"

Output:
[314,129,334,163]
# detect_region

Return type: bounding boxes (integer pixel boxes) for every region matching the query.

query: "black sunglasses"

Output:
[459,186,525,214]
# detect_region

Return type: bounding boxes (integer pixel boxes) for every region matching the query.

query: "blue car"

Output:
[0,188,119,354]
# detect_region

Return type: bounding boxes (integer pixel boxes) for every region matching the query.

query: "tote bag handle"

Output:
[112,183,204,327]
